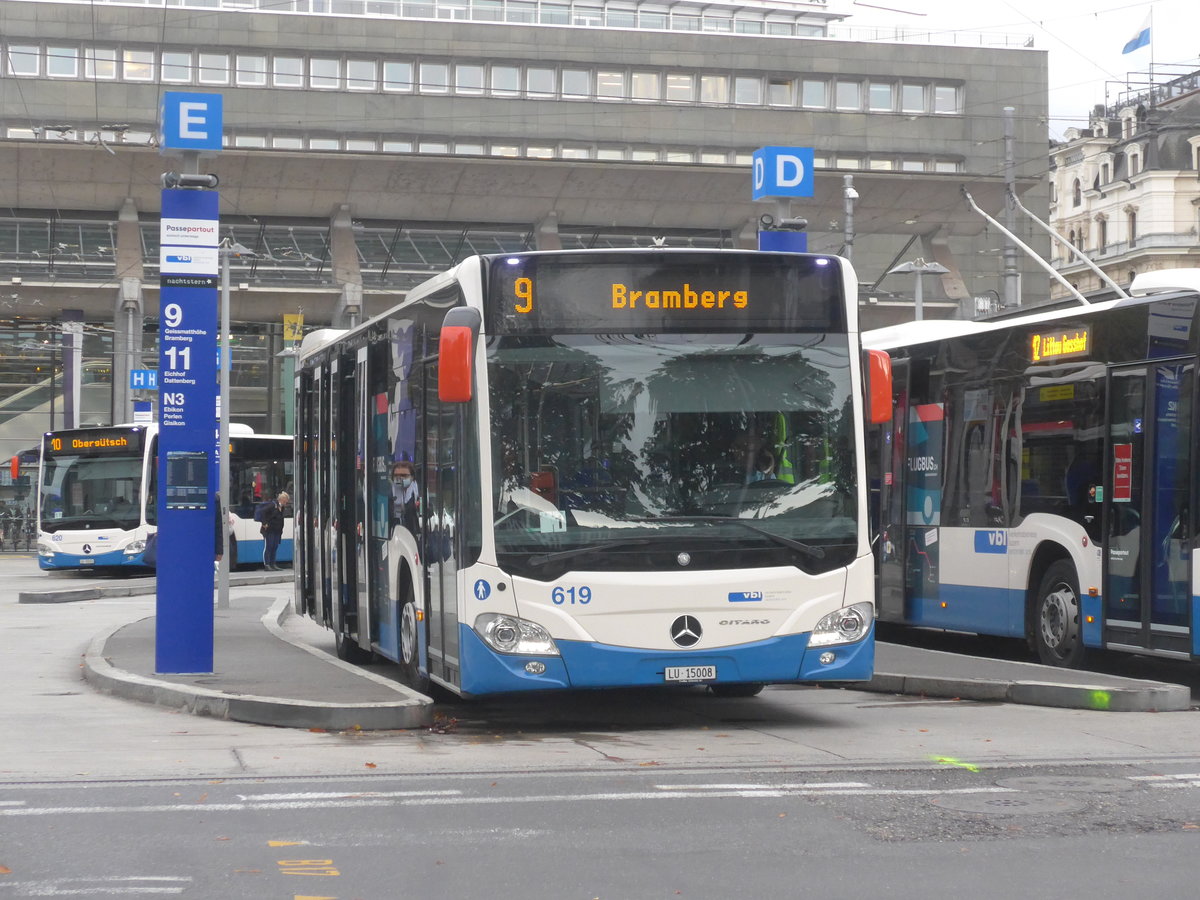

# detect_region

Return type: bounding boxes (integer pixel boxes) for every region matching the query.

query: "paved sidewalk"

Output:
[18,575,1185,729]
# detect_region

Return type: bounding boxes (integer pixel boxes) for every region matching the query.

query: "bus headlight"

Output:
[37,543,54,558]
[809,602,873,647]
[124,540,146,556]
[474,613,560,656]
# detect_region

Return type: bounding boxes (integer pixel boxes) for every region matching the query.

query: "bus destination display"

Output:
[488,252,843,334]
[43,428,144,457]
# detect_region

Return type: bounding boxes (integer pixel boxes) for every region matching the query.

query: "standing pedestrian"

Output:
[261,492,289,570]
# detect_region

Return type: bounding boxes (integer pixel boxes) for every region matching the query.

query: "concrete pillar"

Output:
[534,212,562,250]
[329,204,363,328]
[112,199,144,425]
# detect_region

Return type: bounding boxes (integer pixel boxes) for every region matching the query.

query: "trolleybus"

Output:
[37,423,293,570]
[296,248,891,697]
[865,269,1200,667]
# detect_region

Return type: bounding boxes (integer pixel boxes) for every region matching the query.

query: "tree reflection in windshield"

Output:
[487,332,857,571]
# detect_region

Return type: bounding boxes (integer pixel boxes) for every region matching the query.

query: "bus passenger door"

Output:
[1103,362,1193,656]
[876,359,909,620]
[423,359,462,690]
[354,348,372,648]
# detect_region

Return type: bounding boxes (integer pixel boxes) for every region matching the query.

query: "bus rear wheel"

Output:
[1032,560,1085,668]
[334,628,373,665]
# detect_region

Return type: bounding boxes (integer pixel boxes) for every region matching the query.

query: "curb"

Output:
[20,571,293,604]
[80,600,434,731]
[860,671,1191,712]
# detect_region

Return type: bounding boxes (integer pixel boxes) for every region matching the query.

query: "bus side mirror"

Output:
[438,307,482,403]
[865,349,893,425]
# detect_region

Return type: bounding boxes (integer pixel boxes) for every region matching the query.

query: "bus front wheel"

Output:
[399,597,431,694]
[1032,560,1085,668]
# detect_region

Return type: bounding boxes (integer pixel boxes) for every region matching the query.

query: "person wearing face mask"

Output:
[391,460,420,534]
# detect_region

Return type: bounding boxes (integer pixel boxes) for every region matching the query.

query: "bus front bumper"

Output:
[457,623,874,696]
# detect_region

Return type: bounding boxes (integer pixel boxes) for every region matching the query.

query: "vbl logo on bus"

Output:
[973,530,1007,554]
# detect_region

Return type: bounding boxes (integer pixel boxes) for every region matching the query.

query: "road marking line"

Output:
[238,790,460,802]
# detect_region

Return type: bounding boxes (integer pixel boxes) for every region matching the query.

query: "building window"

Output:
[933,160,960,173]
[273,56,304,87]
[309,138,340,150]
[901,83,925,113]
[561,146,590,159]
[236,54,267,86]
[700,74,728,104]
[631,71,660,100]
[801,79,827,109]
[933,84,959,114]
[345,139,377,152]
[665,148,695,162]
[455,142,485,155]
[835,80,862,110]
[901,160,926,172]
[491,144,520,157]
[562,69,590,98]
[272,136,304,149]
[596,147,625,160]
[46,47,79,78]
[1072,179,1082,206]
[700,151,729,164]
[491,65,521,96]
[420,62,450,92]
[198,53,230,85]
[868,82,893,112]
[1128,153,1140,176]
[1128,211,1137,247]
[869,158,895,171]
[6,45,40,76]
[233,135,267,148]
[1098,218,1107,252]
[596,70,625,99]
[456,64,484,94]
[310,58,341,89]
[85,48,117,80]
[382,140,414,152]
[418,141,449,154]
[734,77,762,105]
[1100,162,1110,183]
[382,61,414,91]
[526,67,555,97]
[631,149,658,161]
[665,73,694,102]
[123,49,155,81]
[161,51,192,83]
[767,79,794,107]
[346,59,376,90]
[835,156,862,169]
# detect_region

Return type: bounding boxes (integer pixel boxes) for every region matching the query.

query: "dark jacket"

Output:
[260,500,285,536]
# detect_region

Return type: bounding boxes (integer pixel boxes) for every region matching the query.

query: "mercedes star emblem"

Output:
[670,615,702,647]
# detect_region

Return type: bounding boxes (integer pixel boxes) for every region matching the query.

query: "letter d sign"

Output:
[751,146,815,201]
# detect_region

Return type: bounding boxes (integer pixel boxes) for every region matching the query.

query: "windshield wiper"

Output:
[526,538,654,567]
[650,515,826,561]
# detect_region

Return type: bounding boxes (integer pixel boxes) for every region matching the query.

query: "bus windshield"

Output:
[40,446,144,532]
[487,331,857,578]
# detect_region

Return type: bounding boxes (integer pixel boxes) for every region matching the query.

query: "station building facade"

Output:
[0,0,1050,501]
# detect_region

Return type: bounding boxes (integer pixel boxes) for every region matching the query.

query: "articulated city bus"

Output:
[37,423,293,570]
[295,249,891,698]
[865,269,1200,667]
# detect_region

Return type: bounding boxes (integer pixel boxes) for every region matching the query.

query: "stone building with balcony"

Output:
[1049,68,1200,300]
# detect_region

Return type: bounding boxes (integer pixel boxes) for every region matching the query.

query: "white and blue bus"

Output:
[37,423,293,570]
[295,249,891,698]
[865,269,1200,667]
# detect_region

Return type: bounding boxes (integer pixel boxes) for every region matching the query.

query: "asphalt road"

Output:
[5,554,1200,898]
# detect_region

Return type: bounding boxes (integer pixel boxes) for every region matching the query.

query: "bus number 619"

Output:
[552,585,592,605]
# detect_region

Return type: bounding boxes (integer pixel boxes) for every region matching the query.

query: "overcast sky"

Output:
[840,0,1199,140]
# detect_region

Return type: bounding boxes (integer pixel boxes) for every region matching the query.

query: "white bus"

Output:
[865,269,1200,667]
[295,249,891,697]
[37,423,293,570]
